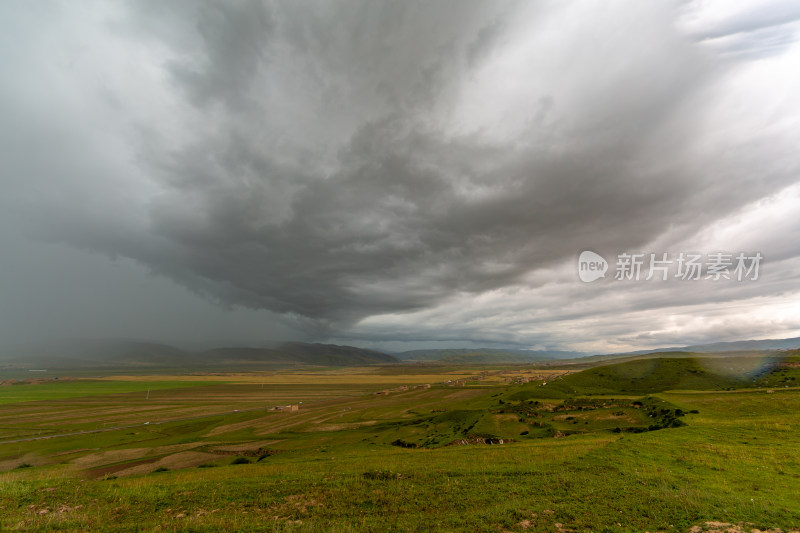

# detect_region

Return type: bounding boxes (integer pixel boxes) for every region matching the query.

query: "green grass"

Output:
[508,356,787,399]
[1,359,799,531]
[3,407,798,532]
[0,380,221,404]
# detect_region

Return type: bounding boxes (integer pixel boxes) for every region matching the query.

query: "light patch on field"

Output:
[556,411,640,424]
[471,413,529,437]
[113,451,218,477]
[552,413,585,421]
[72,442,206,470]
[203,407,338,438]
[208,440,283,453]
[592,412,639,423]
[308,420,378,432]
[0,453,50,472]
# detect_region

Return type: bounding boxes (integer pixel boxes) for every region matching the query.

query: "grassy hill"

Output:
[201,342,398,366]
[510,354,786,399]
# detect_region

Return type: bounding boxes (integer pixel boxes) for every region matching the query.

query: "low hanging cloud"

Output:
[1,0,799,346]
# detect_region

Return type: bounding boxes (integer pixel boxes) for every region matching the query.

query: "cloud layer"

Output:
[1,0,799,350]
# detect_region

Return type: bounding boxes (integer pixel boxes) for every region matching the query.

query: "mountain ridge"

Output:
[0,340,398,369]
[2,336,799,369]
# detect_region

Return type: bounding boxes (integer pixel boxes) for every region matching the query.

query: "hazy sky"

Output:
[1,0,799,353]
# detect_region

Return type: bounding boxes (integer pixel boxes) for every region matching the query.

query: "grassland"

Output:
[0,380,220,405]
[1,355,799,532]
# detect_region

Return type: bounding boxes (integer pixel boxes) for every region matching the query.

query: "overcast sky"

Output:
[1,0,799,353]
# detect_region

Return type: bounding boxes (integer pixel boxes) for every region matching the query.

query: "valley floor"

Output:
[1,363,798,532]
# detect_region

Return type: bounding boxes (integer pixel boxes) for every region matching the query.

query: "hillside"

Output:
[509,355,785,399]
[200,342,398,366]
[394,337,800,364]
[586,336,800,362]
[0,340,398,370]
[683,336,800,352]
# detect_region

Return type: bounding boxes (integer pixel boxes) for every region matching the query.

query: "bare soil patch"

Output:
[72,442,204,470]
[309,420,377,432]
[207,440,282,453]
[113,451,218,477]
[687,521,798,533]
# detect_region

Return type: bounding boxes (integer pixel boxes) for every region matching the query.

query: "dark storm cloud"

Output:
[1,0,799,346]
[122,2,776,324]
[167,0,275,111]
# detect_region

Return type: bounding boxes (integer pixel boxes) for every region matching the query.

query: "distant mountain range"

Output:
[669,337,800,353]
[592,336,800,359]
[2,336,799,370]
[201,342,397,366]
[393,337,800,363]
[394,348,585,363]
[0,340,397,369]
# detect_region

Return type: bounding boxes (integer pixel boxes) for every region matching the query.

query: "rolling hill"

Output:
[199,342,398,366]
[509,354,787,400]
